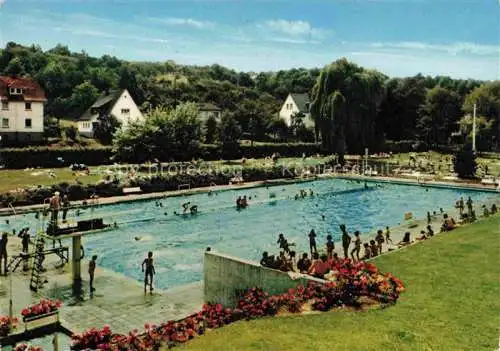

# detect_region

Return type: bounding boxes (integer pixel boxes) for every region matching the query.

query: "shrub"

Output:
[453,143,477,179]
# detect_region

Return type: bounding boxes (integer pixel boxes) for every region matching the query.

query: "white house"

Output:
[77,89,143,137]
[279,93,314,128]
[0,76,46,145]
[197,103,222,123]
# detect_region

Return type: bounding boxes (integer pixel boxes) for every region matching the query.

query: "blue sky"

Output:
[0,0,498,79]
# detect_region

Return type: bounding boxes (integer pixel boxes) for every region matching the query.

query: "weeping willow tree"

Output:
[310,58,387,157]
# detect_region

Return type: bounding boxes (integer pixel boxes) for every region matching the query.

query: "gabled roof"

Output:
[0,76,47,102]
[197,102,221,111]
[78,90,122,121]
[289,93,310,113]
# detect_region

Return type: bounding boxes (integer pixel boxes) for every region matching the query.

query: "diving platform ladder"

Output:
[29,232,46,292]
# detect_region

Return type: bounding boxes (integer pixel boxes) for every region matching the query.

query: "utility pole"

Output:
[472,103,477,152]
[173,75,177,109]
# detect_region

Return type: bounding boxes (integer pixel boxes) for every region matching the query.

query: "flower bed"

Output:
[0,315,18,337]
[71,259,405,350]
[21,299,62,321]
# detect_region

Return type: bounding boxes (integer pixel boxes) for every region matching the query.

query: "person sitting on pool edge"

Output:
[416,230,428,241]
[308,253,329,279]
[362,243,371,260]
[369,240,378,258]
[297,253,311,273]
[441,213,457,232]
[397,232,412,247]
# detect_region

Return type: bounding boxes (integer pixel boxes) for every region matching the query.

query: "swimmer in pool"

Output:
[182,202,190,214]
[135,236,142,241]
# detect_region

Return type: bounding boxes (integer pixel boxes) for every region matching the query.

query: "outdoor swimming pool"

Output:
[1,179,496,290]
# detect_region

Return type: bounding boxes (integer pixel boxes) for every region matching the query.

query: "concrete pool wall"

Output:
[204,251,325,308]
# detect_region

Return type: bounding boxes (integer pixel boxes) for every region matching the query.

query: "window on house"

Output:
[25,118,32,129]
[1,118,8,128]
[121,108,130,114]
[25,102,32,110]
[1,101,7,110]
[9,88,23,95]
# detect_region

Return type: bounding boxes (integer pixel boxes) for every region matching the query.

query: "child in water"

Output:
[142,251,156,293]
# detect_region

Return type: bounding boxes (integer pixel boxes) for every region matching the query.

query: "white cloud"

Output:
[149,17,215,29]
[369,41,498,56]
[259,19,330,40]
[0,0,5,7]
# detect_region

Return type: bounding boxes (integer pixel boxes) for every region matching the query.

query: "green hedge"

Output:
[0,143,322,169]
[0,146,114,169]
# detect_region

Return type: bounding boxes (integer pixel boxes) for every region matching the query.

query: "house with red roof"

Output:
[0,76,47,145]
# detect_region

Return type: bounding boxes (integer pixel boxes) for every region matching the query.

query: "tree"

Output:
[64,125,78,142]
[418,87,461,147]
[203,115,218,144]
[310,58,386,156]
[93,114,122,145]
[218,112,241,159]
[458,115,495,151]
[69,81,99,118]
[453,144,477,179]
[463,81,500,150]
[113,102,201,162]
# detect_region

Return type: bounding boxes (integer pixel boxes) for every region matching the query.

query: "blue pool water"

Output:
[1,179,495,290]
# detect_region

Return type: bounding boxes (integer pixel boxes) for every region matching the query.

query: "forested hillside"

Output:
[0,42,498,151]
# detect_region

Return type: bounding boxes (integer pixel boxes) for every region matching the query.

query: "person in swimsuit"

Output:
[362,243,371,260]
[385,226,393,244]
[88,255,97,293]
[350,231,361,261]
[340,224,351,259]
[142,251,156,293]
[375,230,385,255]
[326,235,334,259]
[0,233,7,275]
[308,229,317,256]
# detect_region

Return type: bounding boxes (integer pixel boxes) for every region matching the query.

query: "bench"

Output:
[122,187,142,194]
[229,176,244,185]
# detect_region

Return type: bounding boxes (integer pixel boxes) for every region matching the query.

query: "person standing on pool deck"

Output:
[308,229,317,256]
[142,251,156,293]
[88,255,97,293]
[466,197,473,216]
[340,224,351,259]
[0,233,7,275]
[325,235,334,259]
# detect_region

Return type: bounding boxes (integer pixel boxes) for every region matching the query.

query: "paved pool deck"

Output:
[0,240,203,335]
[0,184,498,339]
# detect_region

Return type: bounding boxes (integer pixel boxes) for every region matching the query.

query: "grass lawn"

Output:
[181,216,500,351]
[0,156,331,194]
[390,151,500,176]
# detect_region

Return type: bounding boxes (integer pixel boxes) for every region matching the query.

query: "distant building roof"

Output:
[197,102,221,111]
[78,90,122,121]
[0,76,47,102]
[290,93,310,113]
